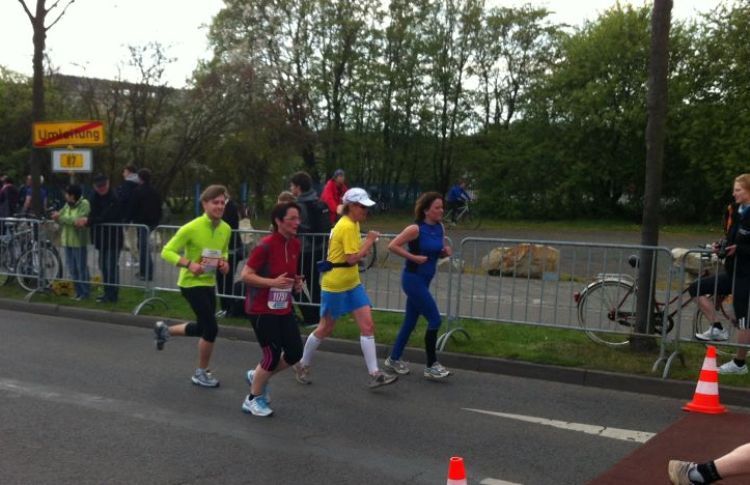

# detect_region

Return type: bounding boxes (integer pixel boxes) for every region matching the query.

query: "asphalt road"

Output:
[0,308,730,484]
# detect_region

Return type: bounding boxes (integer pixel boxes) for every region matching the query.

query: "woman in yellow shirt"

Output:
[295,188,398,389]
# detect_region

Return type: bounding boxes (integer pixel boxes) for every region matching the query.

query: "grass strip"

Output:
[2,281,745,389]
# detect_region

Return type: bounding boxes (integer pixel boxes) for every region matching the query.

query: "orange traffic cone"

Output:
[447,456,467,485]
[683,345,727,414]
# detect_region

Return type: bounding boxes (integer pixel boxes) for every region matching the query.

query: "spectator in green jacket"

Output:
[52,185,91,300]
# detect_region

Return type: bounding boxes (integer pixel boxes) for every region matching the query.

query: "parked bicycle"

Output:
[0,218,31,286]
[445,200,481,229]
[9,212,63,292]
[574,251,732,348]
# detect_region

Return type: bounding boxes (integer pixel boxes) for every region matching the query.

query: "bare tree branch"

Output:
[17,0,34,22]
[46,0,76,31]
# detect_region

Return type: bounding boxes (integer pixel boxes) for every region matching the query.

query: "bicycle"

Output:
[0,218,32,286]
[12,212,63,292]
[574,252,731,348]
[445,200,481,229]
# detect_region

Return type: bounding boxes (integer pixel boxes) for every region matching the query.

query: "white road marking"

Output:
[463,408,655,443]
[480,478,523,485]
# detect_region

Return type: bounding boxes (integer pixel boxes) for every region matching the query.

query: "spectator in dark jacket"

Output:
[290,171,327,325]
[0,176,20,218]
[130,168,162,281]
[86,174,124,303]
[217,195,244,314]
[0,176,20,235]
[117,163,140,267]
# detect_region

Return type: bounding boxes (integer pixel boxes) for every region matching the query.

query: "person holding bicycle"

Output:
[383,191,453,379]
[691,173,750,375]
[446,179,471,224]
[294,187,398,389]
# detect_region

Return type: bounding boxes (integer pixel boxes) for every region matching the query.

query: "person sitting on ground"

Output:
[669,442,750,484]
[690,173,750,376]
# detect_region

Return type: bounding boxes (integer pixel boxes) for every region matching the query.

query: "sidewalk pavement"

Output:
[591,413,750,484]
[3,296,750,408]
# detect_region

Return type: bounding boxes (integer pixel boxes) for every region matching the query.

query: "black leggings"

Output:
[180,286,219,342]
[249,313,303,372]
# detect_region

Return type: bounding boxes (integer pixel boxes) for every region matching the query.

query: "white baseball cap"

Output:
[342,187,376,207]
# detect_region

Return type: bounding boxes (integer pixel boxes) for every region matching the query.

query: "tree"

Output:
[18,0,76,214]
[0,68,33,177]
[632,0,672,351]
[471,5,558,132]
[423,0,483,192]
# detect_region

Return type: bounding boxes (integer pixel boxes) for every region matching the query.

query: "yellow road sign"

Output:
[51,149,93,172]
[33,120,105,147]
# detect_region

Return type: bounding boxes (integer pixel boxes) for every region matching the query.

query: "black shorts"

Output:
[689,273,750,329]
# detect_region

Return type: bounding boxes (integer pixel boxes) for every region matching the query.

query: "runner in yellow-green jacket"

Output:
[153,185,232,388]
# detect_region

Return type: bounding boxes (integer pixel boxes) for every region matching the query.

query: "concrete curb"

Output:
[3,297,750,408]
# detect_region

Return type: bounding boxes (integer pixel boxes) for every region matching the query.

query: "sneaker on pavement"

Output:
[695,326,729,342]
[191,368,220,387]
[242,395,273,417]
[719,360,748,375]
[245,369,270,402]
[384,357,410,375]
[294,363,312,385]
[424,362,451,380]
[667,460,695,485]
[368,370,398,389]
[154,320,169,350]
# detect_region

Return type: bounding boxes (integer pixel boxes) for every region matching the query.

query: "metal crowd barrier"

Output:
[6,215,748,379]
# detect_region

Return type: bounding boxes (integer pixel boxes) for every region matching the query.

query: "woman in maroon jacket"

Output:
[240,202,304,417]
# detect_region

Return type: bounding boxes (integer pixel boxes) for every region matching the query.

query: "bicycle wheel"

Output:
[693,297,736,357]
[16,246,63,292]
[578,280,636,347]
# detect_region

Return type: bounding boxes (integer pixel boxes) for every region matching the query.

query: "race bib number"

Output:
[268,288,292,310]
[268,287,292,310]
[200,248,222,274]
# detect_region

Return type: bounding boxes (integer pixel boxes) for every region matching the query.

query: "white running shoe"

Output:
[695,326,729,342]
[241,395,273,417]
[191,368,220,387]
[384,357,410,375]
[293,363,312,385]
[719,360,748,375]
[424,362,451,380]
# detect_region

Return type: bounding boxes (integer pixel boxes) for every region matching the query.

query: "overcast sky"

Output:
[0,0,719,88]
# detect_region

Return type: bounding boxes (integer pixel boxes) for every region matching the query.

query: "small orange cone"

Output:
[683,345,727,414]
[447,456,467,485]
